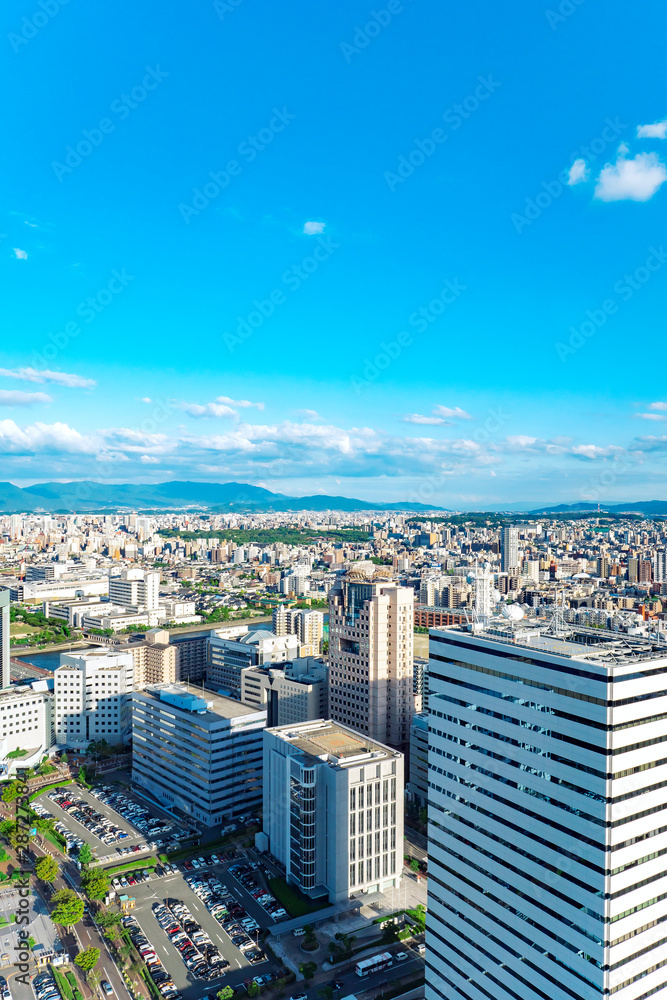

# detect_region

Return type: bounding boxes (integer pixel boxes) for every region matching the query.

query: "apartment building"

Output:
[131,683,266,826]
[425,619,667,1000]
[54,649,134,747]
[108,568,159,612]
[0,591,8,690]
[260,719,403,902]
[272,606,324,654]
[328,570,415,750]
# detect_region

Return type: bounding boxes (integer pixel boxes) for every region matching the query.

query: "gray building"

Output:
[408,712,428,808]
[501,524,519,573]
[260,719,404,903]
[131,683,266,826]
[240,657,328,727]
[413,656,429,713]
[0,591,8,690]
[207,630,299,697]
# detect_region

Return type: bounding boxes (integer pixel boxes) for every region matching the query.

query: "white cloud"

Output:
[139,397,152,404]
[637,120,667,139]
[0,367,96,388]
[0,391,51,406]
[140,455,160,464]
[174,395,264,418]
[649,402,667,411]
[0,420,98,454]
[296,409,321,421]
[13,249,27,260]
[595,151,667,202]
[303,221,325,235]
[402,414,446,425]
[567,158,589,185]
[636,412,666,421]
[432,405,472,420]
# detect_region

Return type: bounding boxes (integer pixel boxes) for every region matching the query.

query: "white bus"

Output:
[355,952,393,977]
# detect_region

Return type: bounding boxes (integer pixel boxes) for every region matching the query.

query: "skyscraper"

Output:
[0,591,8,690]
[425,618,667,1000]
[329,570,415,750]
[500,524,519,572]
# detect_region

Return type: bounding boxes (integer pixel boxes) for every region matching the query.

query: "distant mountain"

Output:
[0,480,447,514]
[529,501,667,515]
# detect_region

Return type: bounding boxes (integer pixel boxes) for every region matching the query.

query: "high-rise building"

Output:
[328,571,415,750]
[408,711,428,808]
[425,619,667,1000]
[108,568,159,612]
[131,683,266,826]
[0,590,9,690]
[207,630,299,697]
[500,524,519,573]
[260,718,403,902]
[654,551,667,584]
[54,649,134,747]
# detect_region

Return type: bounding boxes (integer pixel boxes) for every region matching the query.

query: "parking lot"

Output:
[33,783,182,864]
[122,865,282,1000]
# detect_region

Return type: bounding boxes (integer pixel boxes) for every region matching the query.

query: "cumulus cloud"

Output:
[567,158,589,185]
[303,221,325,235]
[296,409,321,421]
[649,402,667,411]
[595,151,667,202]
[0,367,96,388]
[637,120,667,139]
[0,390,51,406]
[0,420,98,455]
[636,412,666,421]
[12,248,27,260]
[140,455,160,464]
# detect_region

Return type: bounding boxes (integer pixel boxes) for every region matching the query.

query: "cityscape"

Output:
[5,2,667,1000]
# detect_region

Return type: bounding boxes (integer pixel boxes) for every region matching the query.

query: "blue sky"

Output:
[2,0,667,507]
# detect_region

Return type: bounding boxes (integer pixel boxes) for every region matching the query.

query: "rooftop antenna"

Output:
[546,588,570,637]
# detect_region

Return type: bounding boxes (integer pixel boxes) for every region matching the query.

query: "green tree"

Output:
[50,889,84,930]
[381,922,399,945]
[35,855,59,884]
[81,869,109,900]
[409,859,420,873]
[78,843,93,867]
[299,962,317,982]
[247,985,260,998]
[1,783,18,803]
[27,937,36,950]
[217,987,234,1000]
[75,948,100,974]
[78,765,87,783]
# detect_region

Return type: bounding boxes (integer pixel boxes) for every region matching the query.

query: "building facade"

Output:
[54,649,134,747]
[425,620,667,1000]
[131,684,266,826]
[408,711,428,808]
[0,590,8,690]
[206,630,299,697]
[239,657,328,726]
[500,525,519,573]
[0,681,53,774]
[261,719,403,902]
[329,571,415,750]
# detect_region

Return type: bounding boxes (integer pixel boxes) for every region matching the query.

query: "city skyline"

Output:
[3,1,667,505]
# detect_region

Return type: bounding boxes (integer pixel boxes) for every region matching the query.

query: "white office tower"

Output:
[654,551,667,584]
[54,649,134,747]
[329,568,415,750]
[260,719,404,902]
[425,617,667,1000]
[0,682,54,776]
[500,524,519,573]
[0,591,9,690]
[108,568,159,612]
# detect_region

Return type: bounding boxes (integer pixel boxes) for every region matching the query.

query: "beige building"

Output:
[328,569,415,750]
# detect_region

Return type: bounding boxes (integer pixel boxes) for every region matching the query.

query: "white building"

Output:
[0,681,54,776]
[260,718,403,903]
[0,591,8,691]
[500,524,519,573]
[425,618,667,1000]
[108,568,159,612]
[54,649,134,748]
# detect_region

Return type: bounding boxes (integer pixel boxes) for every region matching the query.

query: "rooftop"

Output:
[137,682,265,721]
[435,618,667,667]
[268,718,400,766]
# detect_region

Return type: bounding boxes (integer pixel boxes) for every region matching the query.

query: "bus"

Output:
[355,952,394,977]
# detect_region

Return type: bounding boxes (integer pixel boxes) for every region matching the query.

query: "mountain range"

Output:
[0,480,447,514]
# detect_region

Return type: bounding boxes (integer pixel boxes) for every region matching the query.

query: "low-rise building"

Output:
[260,718,404,903]
[207,630,299,697]
[131,683,266,826]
